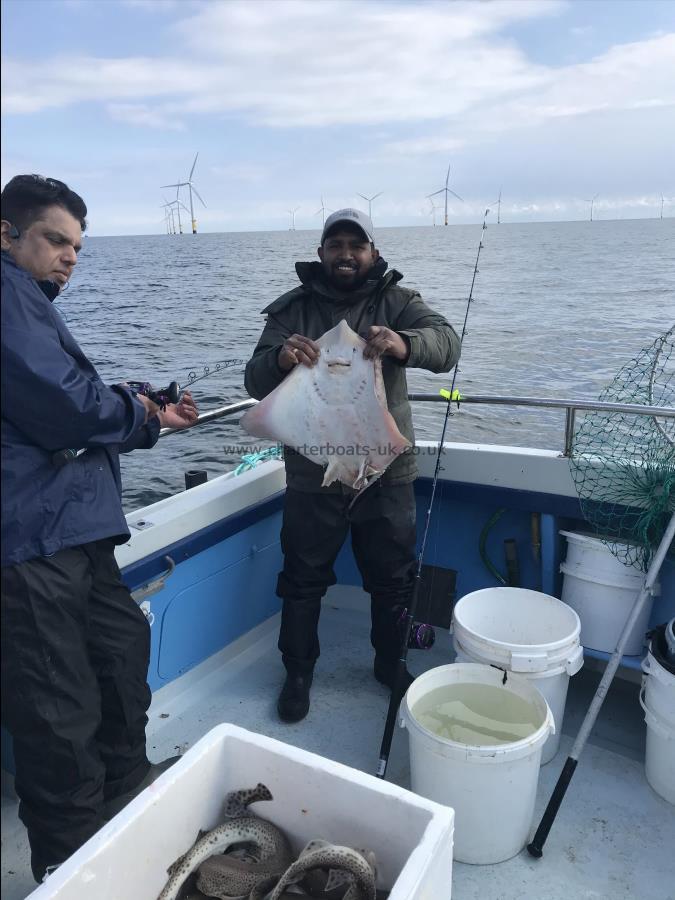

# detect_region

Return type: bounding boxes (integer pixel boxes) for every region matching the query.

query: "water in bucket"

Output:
[413,683,541,745]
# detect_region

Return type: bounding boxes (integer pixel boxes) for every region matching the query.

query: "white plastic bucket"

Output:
[641,647,675,727]
[559,531,655,656]
[400,663,554,864]
[640,631,675,805]
[639,689,675,805]
[451,587,583,764]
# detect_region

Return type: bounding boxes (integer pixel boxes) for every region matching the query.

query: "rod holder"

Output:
[184,470,208,490]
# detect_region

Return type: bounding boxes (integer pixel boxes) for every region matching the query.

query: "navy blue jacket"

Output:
[1,253,160,567]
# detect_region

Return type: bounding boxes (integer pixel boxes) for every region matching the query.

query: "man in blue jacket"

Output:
[0,174,198,882]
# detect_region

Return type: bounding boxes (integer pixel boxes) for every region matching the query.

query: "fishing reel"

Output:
[52,379,180,468]
[396,607,435,650]
[126,380,180,411]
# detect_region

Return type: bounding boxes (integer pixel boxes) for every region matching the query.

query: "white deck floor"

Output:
[2,585,674,900]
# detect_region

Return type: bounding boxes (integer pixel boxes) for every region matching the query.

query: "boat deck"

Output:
[2,585,673,900]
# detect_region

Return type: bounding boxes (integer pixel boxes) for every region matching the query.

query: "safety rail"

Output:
[408,394,675,456]
[158,398,256,437]
[159,394,675,457]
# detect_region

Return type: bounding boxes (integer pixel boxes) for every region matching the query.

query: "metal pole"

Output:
[564,408,576,457]
[189,185,197,234]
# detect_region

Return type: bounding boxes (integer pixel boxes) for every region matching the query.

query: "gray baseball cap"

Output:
[321,208,375,244]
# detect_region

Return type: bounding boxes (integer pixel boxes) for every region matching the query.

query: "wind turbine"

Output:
[162,196,190,235]
[161,201,175,234]
[428,163,463,225]
[585,193,599,222]
[161,196,182,234]
[660,194,664,220]
[160,153,206,234]
[428,197,441,227]
[172,197,183,234]
[315,197,330,226]
[357,191,383,220]
[496,188,502,224]
[288,206,300,230]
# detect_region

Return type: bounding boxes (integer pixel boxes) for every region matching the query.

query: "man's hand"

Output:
[278,334,321,371]
[362,326,410,362]
[158,389,199,430]
[136,393,160,423]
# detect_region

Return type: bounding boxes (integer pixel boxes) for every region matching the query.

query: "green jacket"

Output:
[244,258,461,491]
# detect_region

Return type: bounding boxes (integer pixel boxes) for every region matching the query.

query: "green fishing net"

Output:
[569,326,675,572]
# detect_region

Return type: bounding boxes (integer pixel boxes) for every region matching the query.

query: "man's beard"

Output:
[325,265,371,292]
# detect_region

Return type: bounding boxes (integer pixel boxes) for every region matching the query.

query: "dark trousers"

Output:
[277,482,417,675]
[1,539,151,881]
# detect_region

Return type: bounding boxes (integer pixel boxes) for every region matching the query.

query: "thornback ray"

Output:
[241,320,411,494]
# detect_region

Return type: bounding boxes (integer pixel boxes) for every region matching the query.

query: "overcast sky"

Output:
[2,0,674,235]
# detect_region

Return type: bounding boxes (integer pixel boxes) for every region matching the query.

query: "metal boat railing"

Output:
[159,399,256,437]
[160,395,675,457]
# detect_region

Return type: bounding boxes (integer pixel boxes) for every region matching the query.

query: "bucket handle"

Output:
[510,651,550,673]
[566,645,584,676]
[639,687,675,739]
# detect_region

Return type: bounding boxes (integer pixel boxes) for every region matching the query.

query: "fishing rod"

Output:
[376,208,490,779]
[182,358,248,389]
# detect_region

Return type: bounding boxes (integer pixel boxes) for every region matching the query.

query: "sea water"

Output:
[57,219,673,511]
[412,683,542,746]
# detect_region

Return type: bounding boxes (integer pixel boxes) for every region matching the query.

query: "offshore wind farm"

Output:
[157,156,671,236]
[160,153,207,234]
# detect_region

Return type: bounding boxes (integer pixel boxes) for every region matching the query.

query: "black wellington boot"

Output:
[277,672,313,723]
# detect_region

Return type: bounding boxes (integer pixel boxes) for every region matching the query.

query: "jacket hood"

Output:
[294,256,404,303]
[261,258,405,316]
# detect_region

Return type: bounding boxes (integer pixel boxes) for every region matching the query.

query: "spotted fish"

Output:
[248,839,377,900]
[157,784,291,900]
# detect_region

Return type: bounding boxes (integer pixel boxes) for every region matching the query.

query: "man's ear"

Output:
[317,245,325,262]
[371,247,380,262]
[0,220,15,251]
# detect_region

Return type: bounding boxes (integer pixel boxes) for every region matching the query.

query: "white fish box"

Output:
[28,724,454,900]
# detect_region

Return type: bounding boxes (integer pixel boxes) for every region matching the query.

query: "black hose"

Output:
[478,509,507,585]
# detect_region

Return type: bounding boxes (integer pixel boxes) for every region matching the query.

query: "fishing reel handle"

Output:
[126,380,180,411]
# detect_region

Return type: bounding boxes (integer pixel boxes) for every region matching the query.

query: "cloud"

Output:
[383,136,466,156]
[210,163,269,184]
[120,0,184,9]
[108,103,185,130]
[520,35,675,122]
[2,0,559,125]
[3,0,673,154]
[2,57,204,114]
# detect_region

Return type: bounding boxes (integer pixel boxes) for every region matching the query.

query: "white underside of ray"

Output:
[241,320,411,492]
